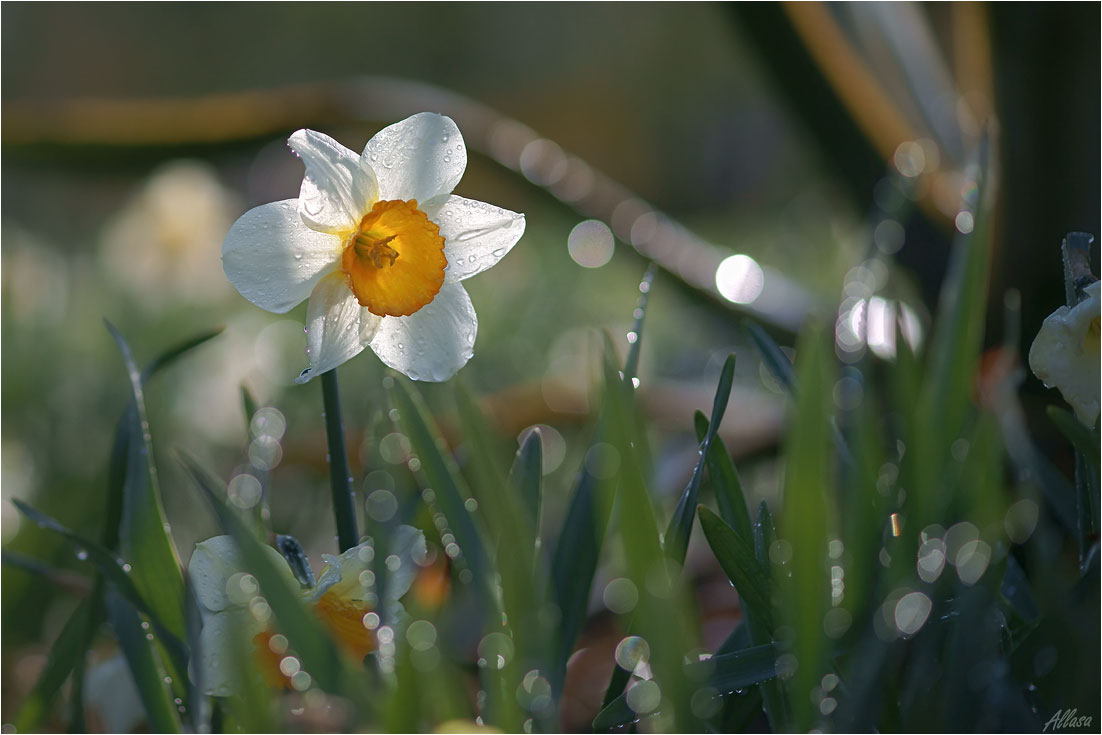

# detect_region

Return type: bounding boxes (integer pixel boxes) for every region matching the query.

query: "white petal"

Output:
[363,113,465,205]
[296,272,384,383]
[369,282,478,382]
[289,129,378,233]
[188,535,242,613]
[187,535,298,613]
[198,609,265,697]
[310,528,425,604]
[1028,281,1101,425]
[385,525,428,602]
[425,195,525,283]
[223,200,341,314]
[83,655,144,734]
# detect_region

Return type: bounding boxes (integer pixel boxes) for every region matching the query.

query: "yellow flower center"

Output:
[341,199,447,317]
[314,589,376,661]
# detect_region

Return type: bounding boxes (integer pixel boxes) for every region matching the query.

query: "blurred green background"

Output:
[2,2,1098,729]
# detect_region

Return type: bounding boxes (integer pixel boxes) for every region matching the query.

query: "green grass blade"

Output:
[549,462,613,689]
[751,500,787,731]
[104,591,182,733]
[666,355,736,564]
[598,335,697,728]
[12,594,99,732]
[777,323,835,732]
[693,411,753,543]
[746,320,795,394]
[912,136,995,530]
[179,451,346,693]
[452,384,542,730]
[592,643,778,729]
[386,376,490,591]
[12,499,188,663]
[623,265,657,382]
[140,328,223,384]
[105,321,186,642]
[697,507,773,633]
[508,427,544,531]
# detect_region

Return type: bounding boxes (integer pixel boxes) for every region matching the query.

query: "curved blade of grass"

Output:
[508,428,544,531]
[386,377,490,591]
[179,451,345,694]
[105,321,186,641]
[105,590,182,733]
[698,507,773,633]
[746,320,795,394]
[751,499,786,731]
[666,355,736,564]
[912,134,995,530]
[453,384,540,730]
[12,499,188,662]
[694,412,753,543]
[624,265,657,382]
[593,643,778,730]
[599,334,696,729]
[549,462,614,690]
[140,328,223,383]
[12,593,99,731]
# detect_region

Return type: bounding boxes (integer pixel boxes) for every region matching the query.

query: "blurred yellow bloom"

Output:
[188,527,425,695]
[222,113,525,383]
[1028,280,1101,425]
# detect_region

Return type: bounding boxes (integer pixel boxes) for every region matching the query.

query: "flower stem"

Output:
[320,368,358,552]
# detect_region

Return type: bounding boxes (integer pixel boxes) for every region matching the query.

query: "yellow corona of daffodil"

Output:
[222,113,525,383]
[1028,280,1101,426]
[188,527,425,695]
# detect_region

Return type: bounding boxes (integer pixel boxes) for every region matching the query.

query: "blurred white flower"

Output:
[1028,280,1101,425]
[100,160,238,309]
[222,113,525,383]
[188,528,425,695]
[83,654,144,733]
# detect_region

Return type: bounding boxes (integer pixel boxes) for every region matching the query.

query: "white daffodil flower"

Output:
[188,527,425,695]
[1028,280,1101,426]
[222,113,526,383]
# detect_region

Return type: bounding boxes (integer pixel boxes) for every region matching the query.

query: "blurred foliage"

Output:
[2,2,1099,733]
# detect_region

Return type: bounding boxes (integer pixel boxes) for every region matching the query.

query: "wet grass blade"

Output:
[105,590,182,733]
[105,321,187,642]
[179,451,345,694]
[593,643,778,730]
[666,354,736,564]
[623,265,657,382]
[12,594,99,732]
[778,323,835,732]
[698,507,773,633]
[387,377,490,593]
[140,328,223,384]
[549,462,613,690]
[12,499,188,664]
[751,500,787,731]
[452,383,542,730]
[693,410,753,543]
[508,427,544,531]
[746,320,795,394]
